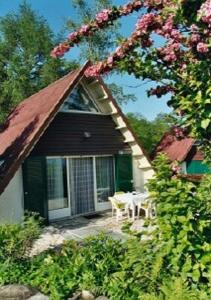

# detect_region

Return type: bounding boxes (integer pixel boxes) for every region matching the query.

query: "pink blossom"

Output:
[50,44,70,58]
[204,28,211,37]
[141,38,153,48]
[120,3,133,15]
[190,24,199,32]
[190,33,201,43]
[79,25,90,35]
[120,1,142,15]
[107,56,114,66]
[181,63,187,71]
[148,85,174,97]
[115,46,125,58]
[136,13,156,33]
[197,42,209,53]
[163,53,177,62]
[68,32,79,42]
[133,1,143,9]
[162,15,174,34]
[159,40,181,63]
[198,0,211,24]
[96,9,111,23]
[85,62,103,77]
[170,29,182,41]
[172,126,186,138]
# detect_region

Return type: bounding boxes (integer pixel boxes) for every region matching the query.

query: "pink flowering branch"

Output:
[84,13,165,77]
[50,0,144,58]
[51,0,211,78]
[50,0,182,59]
[198,0,211,25]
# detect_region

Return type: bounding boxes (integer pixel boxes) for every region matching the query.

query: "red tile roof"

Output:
[156,131,195,162]
[0,61,152,196]
[0,62,89,194]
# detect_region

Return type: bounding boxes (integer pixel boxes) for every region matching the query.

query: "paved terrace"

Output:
[30,212,148,256]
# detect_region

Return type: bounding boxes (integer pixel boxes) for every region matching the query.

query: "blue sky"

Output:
[0,0,172,120]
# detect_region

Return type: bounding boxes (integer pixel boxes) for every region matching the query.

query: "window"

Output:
[61,84,99,113]
[47,158,68,211]
[96,156,115,203]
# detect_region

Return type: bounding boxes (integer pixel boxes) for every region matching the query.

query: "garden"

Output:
[0,155,210,299]
[0,0,211,299]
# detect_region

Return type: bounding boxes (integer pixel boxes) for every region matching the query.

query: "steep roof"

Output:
[0,62,88,194]
[0,61,152,195]
[156,130,195,162]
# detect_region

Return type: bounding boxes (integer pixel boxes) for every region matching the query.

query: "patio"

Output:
[30,211,149,256]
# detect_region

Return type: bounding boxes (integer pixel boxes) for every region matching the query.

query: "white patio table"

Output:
[114,192,149,220]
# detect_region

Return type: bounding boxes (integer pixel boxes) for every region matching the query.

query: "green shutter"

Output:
[22,157,48,222]
[187,160,211,174]
[115,154,133,192]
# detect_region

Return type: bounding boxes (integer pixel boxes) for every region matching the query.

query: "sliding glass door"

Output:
[47,156,114,220]
[47,158,70,220]
[69,157,95,216]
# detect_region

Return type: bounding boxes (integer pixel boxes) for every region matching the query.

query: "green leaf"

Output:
[201,119,210,129]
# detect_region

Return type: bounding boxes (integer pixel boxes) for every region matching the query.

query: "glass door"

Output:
[95,156,114,211]
[69,157,95,216]
[47,158,70,220]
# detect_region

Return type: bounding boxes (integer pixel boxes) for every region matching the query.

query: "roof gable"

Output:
[156,130,195,162]
[0,63,89,194]
[60,83,100,113]
[0,61,153,195]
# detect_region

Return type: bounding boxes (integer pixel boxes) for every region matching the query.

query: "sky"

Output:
[0,0,172,120]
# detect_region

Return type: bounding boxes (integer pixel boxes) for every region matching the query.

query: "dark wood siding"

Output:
[30,112,130,156]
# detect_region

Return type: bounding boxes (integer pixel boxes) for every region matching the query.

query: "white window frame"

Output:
[94,155,115,211]
[46,157,71,220]
[60,81,103,115]
[47,155,114,220]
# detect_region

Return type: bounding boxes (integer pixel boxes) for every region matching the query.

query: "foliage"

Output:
[65,0,137,106]
[0,185,211,299]
[127,112,176,154]
[0,214,41,261]
[66,0,120,63]
[107,82,137,106]
[0,234,124,300]
[147,154,211,294]
[0,2,77,123]
[0,159,211,299]
[52,0,211,161]
[0,215,41,286]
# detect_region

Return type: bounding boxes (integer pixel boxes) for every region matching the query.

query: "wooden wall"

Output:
[30,112,131,156]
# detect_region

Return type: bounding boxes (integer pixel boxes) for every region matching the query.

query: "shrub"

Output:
[0,162,210,299]
[0,214,41,285]
[0,214,41,261]
[21,234,125,299]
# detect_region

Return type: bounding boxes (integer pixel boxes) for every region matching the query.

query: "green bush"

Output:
[22,235,125,299]
[0,214,41,285]
[0,214,41,261]
[0,161,210,299]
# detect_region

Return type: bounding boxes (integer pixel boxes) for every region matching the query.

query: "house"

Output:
[156,129,210,176]
[0,62,154,224]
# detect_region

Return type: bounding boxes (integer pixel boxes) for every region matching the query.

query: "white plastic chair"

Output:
[137,199,151,218]
[109,196,129,221]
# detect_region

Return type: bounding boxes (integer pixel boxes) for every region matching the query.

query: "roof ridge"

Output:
[22,68,80,104]
[0,62,89,195]
[0,67,83,129]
